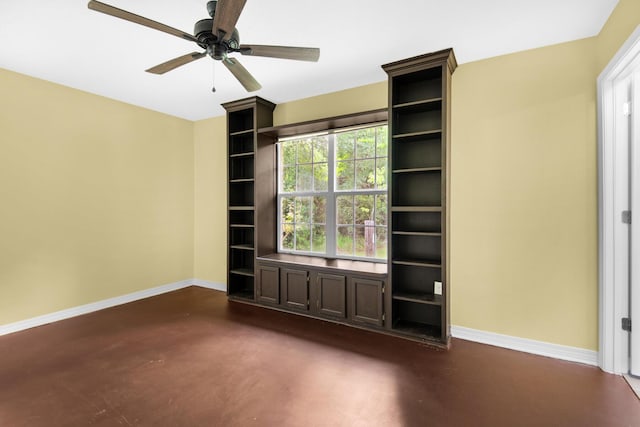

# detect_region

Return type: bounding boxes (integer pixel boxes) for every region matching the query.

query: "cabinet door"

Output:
[257,264,279,305]
[315,273,347,319]
[349,277,384,327]
[281,268,309,311]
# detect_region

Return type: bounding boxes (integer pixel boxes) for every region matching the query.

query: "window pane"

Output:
[277,124,388,260]
[337,226,354,256]
[336,160,355,190]
[282,166,296,192]
[297,139,313,163]
[295,224,311,251]
[355,159,375,189]
[375,126,388,157]
[355,195,374,225]
[336,195,354,225]
[281,141,296,165]
[281,197,295,224]
[375,194,387,226]
[314,163,328,191]
[281,223,294,250]
[297,164,313,191]
[375,157,387,189]
[313,138,328,162]
[356,128,376,159]
[375,227,387,259]
[312,225,326,253]
[313,196,326,224]
[295,197,311,223]
[336,133,354,160]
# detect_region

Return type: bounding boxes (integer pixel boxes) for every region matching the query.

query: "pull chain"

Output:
[211,61,216,93]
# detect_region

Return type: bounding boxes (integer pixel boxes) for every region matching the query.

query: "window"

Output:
[278,124,388,261]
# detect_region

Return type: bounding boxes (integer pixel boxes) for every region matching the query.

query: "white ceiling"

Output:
[0,0,618,121]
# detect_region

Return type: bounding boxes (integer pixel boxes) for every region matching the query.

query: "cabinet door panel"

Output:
[316,273,346,318]
[257,265,279,305]
[349,277,383,326]
[281,268,309,311]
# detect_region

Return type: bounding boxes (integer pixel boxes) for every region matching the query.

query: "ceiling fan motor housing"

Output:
[194,19,240,54]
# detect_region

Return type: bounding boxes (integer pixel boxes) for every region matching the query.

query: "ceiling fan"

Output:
[87,0,320,92]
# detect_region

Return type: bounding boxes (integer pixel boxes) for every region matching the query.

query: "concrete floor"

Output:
[1,287,639,426]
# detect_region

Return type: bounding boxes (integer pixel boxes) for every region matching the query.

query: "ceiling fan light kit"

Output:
[87,0,320,92]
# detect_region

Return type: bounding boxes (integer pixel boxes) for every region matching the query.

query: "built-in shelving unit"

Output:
[383,49,457,345]
[221,50,456,349]
[222,97,276,302]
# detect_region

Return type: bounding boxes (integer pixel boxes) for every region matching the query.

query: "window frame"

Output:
[277,122,388,263]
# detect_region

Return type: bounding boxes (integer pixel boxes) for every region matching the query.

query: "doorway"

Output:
[598,25,640,376]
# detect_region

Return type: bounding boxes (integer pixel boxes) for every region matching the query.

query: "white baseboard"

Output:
[1,281,598,368]
[191,279,226,292]
[451,325,598,367]
[0,278,225,337]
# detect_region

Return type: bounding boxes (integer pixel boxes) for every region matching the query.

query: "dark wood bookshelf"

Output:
[392,98,443,110]
[223,97,276,301]
[392,231,442,237]
[392,211,442,235]
[219,50,456,349]
[228,206,255,211]
[391,206,442,212]
[229,268,255,277]
[229,152,255,158]
[392,292,442,306]
[392,320,442,338]
[392,167,442,174]
[393,130,442,139]
[230,244,255,251]
[229,129,254,137]
[392,259,442,268]
[384,48,456,345]
[228,291,255,301]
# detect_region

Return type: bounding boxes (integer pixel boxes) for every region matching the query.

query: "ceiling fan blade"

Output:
[87,0,198,43]
[212,0,247,41]
[239,45,320,62]
[146,52,207,75]
[223,57,261,92]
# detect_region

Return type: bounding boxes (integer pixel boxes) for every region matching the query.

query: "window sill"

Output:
[257,253,387,277]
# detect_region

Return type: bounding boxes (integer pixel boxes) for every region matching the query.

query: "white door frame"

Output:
[597,25,640,374]
[631,69,640,376]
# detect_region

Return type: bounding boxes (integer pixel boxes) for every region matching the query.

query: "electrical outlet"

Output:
[434,281,442,296]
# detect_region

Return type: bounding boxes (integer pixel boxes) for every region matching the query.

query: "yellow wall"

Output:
[193,116,227,283]
[273,82,387,125]
[451,38,598,349]
[0,68,194,325]
[597,0,640,71]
